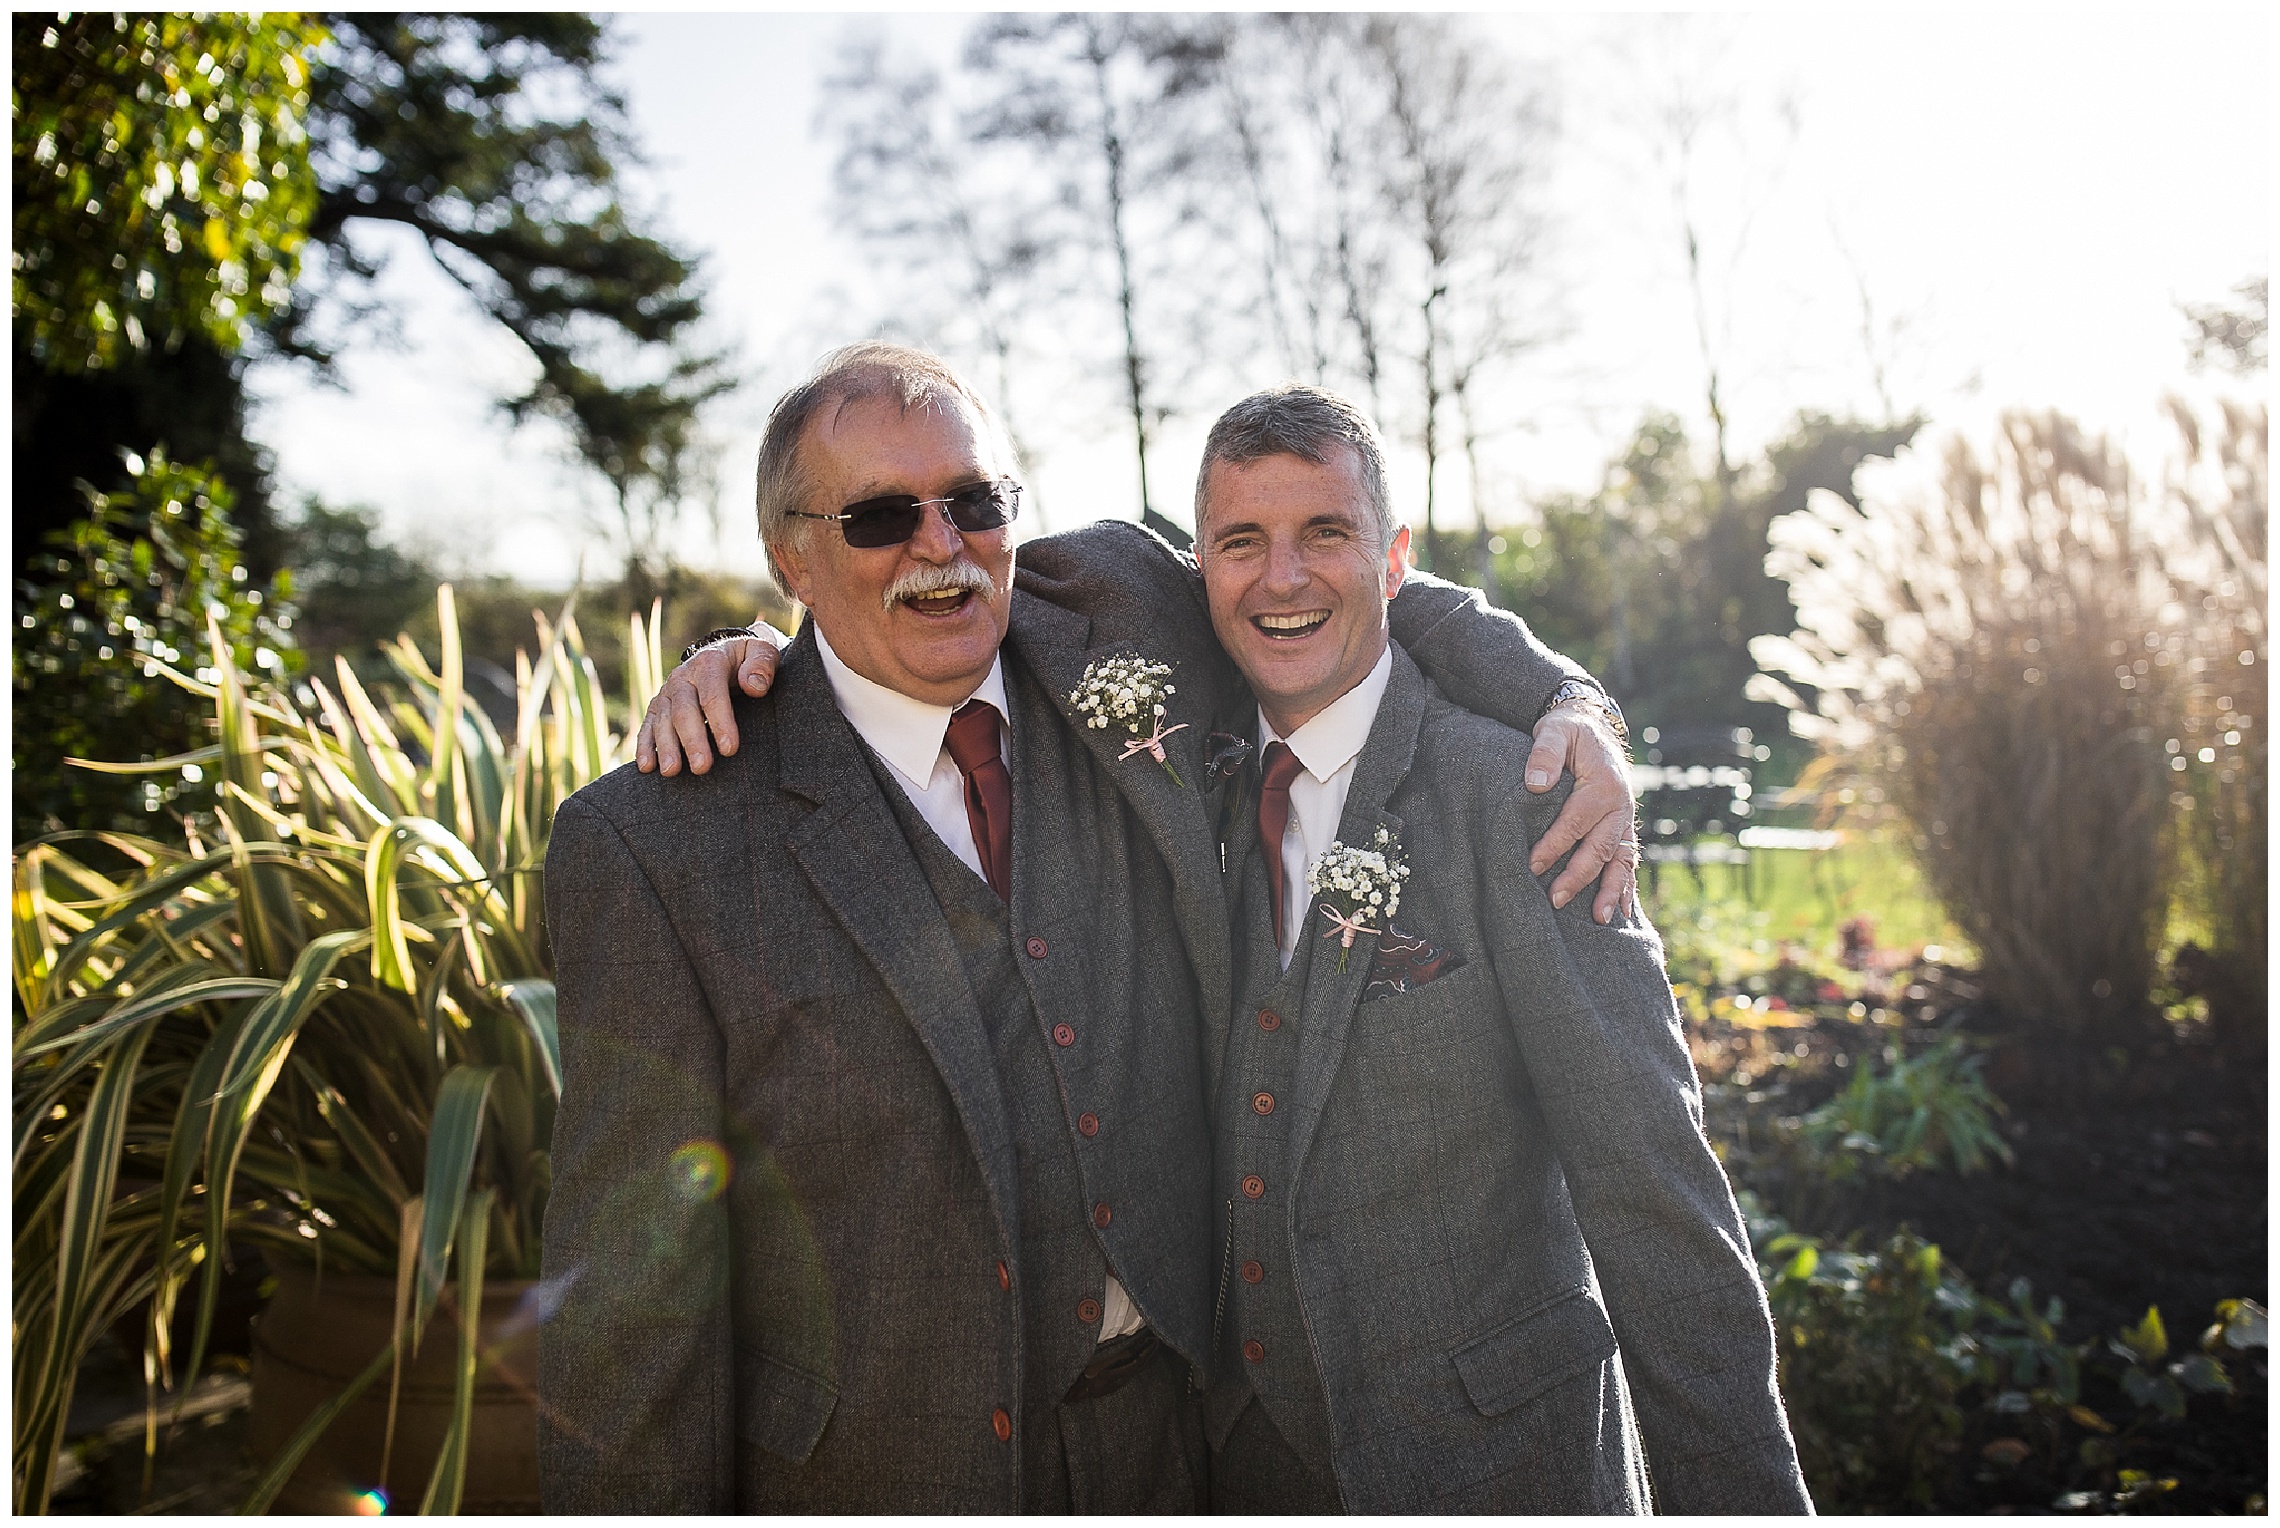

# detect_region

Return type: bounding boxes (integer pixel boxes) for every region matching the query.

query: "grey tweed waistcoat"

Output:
[1208,805,1341,1488]
[873,753,1113,1429]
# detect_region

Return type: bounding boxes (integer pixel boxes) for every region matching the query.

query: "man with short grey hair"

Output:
[1197,383,1400,543]
[749,341,1018,588]
[1187,384,1809,1512]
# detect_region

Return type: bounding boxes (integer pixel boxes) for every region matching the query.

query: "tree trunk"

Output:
[1090,46,1155,528]
[1419,285,1445,575]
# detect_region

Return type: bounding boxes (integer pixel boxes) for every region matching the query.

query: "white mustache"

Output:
[883,560,998,612]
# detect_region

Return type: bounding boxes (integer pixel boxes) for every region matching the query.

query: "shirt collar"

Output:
[813,623,1009,792]
[1258,643,1393,784]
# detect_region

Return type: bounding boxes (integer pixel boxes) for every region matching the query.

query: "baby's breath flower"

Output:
[1304,829,1409,970]
[1071,653,1186,785]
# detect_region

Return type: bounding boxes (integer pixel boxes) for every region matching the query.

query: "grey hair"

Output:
[754,341,1016,586]
[1193,384,1395,548]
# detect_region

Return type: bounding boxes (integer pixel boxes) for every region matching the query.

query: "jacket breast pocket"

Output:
[1345,962,1500,1073]
[1451,1286,1617,1417]
[738,1349,838,1464]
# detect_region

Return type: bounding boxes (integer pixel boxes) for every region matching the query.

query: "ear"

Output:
[769,533,816,609]
[1383,525,1412,598]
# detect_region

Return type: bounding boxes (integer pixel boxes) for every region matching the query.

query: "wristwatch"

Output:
[1539,678,1627,743]
[681,626,762,665]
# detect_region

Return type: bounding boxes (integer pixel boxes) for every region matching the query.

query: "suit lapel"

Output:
[1005,590,1236,1063]
[768,631,1024,1251]
[1288,647,1430,1179]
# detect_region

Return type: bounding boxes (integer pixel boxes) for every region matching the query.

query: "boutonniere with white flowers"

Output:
[1307,827,1410,971]
[1070,653,1188,786]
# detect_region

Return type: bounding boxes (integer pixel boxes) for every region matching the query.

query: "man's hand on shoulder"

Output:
[1523,700,1640,925]
[636,627,788,777]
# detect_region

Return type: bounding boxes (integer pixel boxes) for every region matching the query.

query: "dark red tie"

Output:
[945,700,1012,901]
[1257,741,1305,949]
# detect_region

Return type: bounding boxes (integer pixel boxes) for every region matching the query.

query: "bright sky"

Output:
[245,11,2270,587]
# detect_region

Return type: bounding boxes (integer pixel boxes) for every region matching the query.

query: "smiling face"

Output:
[1197,446,1410,736]
[768,392,1015,706]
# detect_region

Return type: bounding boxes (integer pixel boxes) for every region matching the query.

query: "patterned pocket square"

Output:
[1363,924,1465,1000]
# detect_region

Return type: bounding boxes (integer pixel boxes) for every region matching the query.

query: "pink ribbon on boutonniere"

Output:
[1118,719,1189,786]
[1319,903,1380,951]
[1117,718,1188,765]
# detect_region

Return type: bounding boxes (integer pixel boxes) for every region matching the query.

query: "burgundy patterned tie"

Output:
[1257,741,1305,950]
[945,700,1012,901]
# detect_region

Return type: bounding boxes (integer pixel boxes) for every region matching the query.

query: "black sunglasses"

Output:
[787,478,1022,549]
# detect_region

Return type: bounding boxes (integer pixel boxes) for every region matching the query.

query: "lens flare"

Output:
[352,1487,389,1515]
[669,1139,731,1202]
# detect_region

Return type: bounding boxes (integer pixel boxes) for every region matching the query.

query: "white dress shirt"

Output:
[1260,644,1394,968]
[811,626,1141,1343]
[813,626,1010,886]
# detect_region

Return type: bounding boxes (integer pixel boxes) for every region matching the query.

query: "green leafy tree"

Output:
[11,12,325,577]
[276,500,436,662]
[15,13,727,584]
[284,12,733,596]
[1494,410,1918,756]
[14,13,724,832]
[12,450,296,837]
[11,13,324,372]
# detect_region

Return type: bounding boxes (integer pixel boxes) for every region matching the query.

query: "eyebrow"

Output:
[1209,511,1360,542]
[843,467,993,501]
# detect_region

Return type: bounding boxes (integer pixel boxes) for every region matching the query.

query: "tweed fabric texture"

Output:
[1214,1394,1346,1515]
[539,607,1214,1512]
[878,673,1204,1512]
[1207,648,1811,1515]
[1212,914,1338,1477]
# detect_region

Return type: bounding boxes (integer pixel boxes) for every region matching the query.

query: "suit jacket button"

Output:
[1052,1023,1076,1047]
[1240,1175,1265,1200]
[1251,1091,1275,1115]
[991,1407,1012,1442]
[1026,936,1049,958]
[1078,1297,1101,1324]
[1256,1008,1281,1032]
[1077,1112,1100,1137]
[1240,1260,1264,1284]
[1093,1202,1113,1227]
[1242,1339,1266,1363]
[996,1260,1010,1292]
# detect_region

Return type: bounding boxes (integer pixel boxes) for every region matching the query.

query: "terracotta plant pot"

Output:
[247,1262,540,1514]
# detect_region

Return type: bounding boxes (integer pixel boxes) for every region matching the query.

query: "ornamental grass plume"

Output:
[1749,404,2266,1053]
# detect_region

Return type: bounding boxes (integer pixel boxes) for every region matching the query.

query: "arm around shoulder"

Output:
[1389,571,1595,733]
[1013,521,1220,651]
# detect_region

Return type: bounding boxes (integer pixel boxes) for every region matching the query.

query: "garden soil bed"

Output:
[1701,960,2267,1515]
[1869,1031,2267,1357]
[1873,1032,2265,1515]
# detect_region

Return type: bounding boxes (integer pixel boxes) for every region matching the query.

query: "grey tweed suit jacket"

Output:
[1220,648,1811,1513]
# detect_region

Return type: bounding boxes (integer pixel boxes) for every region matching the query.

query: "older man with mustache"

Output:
[546,345,1640,1512]
[545,345,1224,1511]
